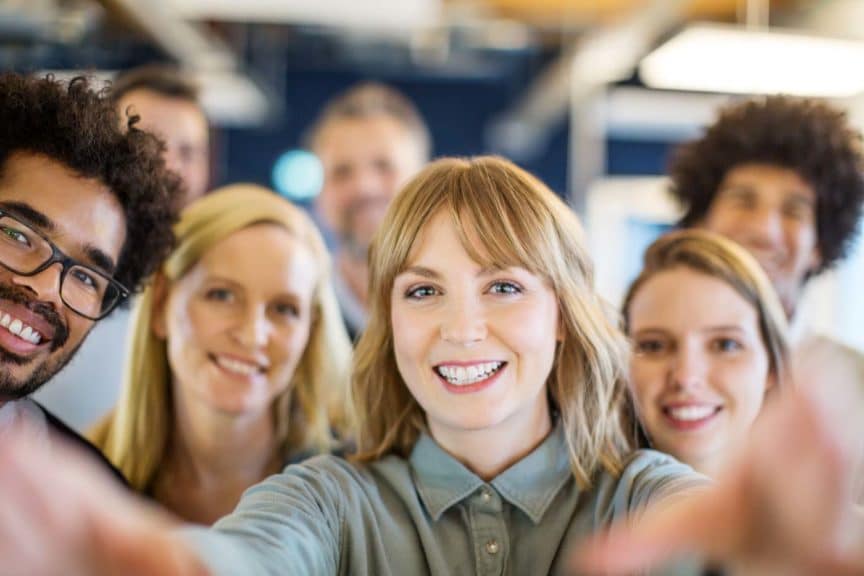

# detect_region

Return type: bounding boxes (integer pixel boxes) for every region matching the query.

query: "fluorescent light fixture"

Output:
[640,24,864,97]
[194,71,270,126]
[40,69,270,127]
[168,0,440,30]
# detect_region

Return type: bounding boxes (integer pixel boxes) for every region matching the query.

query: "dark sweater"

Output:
[36,402,128,487]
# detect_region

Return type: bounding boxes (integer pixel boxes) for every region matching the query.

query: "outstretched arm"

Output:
[0,434,207,576]
[573,379,864,575]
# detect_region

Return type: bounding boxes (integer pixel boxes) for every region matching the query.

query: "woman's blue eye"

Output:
[405,285,437,300]
[205,288,234,302]
[273,302,300,318]
[488,281,521,295]
[712,338,743,353]
[634,339,667,355]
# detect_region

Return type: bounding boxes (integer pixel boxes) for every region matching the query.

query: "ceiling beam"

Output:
[486,0,689,160]
[94,0,271,125]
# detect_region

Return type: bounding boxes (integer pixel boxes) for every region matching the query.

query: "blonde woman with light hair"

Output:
[176,155,701,571]
[622,230,789,478]
[0,158,861,575]
[90,184,352,524]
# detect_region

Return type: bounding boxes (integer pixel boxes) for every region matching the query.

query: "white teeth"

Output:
[0,311,45,345]
[214,355,261,376]
[667,406,716,422]
[436,361,504,386]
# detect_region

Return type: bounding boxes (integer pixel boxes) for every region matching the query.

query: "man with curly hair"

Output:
[0,73,182,473]
[670,95,864,382]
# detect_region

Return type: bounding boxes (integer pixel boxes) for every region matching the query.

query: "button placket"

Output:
[485,539,500,555]
[470,485,507,575]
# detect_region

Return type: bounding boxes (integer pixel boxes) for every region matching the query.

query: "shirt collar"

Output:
[409,424,573,524]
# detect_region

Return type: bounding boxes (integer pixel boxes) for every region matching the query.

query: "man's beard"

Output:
[339,197,391,261]
[0,283,72,401]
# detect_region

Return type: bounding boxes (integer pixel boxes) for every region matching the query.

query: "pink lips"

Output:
[433,361,506,395]
[661,403,723,431]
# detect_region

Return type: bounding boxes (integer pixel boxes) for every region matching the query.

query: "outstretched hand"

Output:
[572,375,864,575]
[0,431,208,576]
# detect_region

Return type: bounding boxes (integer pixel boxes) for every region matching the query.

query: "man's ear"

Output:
[150,273,170,340]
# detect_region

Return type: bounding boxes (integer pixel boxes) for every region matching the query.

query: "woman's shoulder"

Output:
[270,453,401,495]
[620,448,709,495]
[590,449,710,523]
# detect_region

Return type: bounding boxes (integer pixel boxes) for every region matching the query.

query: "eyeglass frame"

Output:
[0,208,130,320]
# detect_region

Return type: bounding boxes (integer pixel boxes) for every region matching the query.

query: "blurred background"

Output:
[3,0,863,425]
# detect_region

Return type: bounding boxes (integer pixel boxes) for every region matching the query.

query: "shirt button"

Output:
[480,488,492,503]
[485,540,499,555]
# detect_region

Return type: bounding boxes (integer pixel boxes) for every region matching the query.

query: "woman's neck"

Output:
[685,451,728,479]
[155,394,281,524]
[429,402,553,481]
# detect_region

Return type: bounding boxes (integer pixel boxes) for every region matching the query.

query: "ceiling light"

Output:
[640,23,864,98]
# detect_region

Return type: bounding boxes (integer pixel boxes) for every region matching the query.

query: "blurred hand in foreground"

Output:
[573,370,864,575]
[0,434,207,576]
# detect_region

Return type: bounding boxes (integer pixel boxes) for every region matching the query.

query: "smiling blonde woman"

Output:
[623,229,789,477]
[90,184,352,523]
[0,158,856,575]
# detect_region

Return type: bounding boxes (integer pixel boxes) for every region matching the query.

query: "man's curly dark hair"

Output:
[670,96,864,274]
[0,73,182,308]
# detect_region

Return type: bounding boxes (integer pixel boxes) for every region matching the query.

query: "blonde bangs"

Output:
[355,157,632,487]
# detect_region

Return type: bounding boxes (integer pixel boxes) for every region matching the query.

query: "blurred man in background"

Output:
[112,65,211,206]
[308,83,431,339]
[670,95,864,386]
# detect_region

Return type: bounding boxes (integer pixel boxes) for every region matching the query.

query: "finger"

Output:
[98,528,210,576]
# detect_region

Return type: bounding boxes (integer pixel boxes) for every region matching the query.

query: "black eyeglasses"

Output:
[0,210,129,320]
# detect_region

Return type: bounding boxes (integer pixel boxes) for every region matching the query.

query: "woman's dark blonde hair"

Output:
[353,156,631,489]
[90,184,352,491]
[622,229,790,390]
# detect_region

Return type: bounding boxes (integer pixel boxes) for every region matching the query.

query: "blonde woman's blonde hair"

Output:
[90,184,352,491]
[622,229,790,391]
[352,156,632,489]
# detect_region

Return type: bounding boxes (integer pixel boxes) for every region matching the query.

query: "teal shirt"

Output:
[182,426,705,575]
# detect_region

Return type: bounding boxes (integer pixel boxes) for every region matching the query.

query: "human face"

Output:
[116,89,210,206]
[702,163,820,316]
[315,115,425,259]
[391,211,559,451]
[628,267,773,475]
[0,153,126,402]
[157,224,318,418]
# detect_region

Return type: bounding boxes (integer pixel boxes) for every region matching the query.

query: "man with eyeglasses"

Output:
[0,73,181,477]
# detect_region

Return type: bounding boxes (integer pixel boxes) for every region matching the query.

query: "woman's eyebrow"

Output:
[400,266,440,279]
